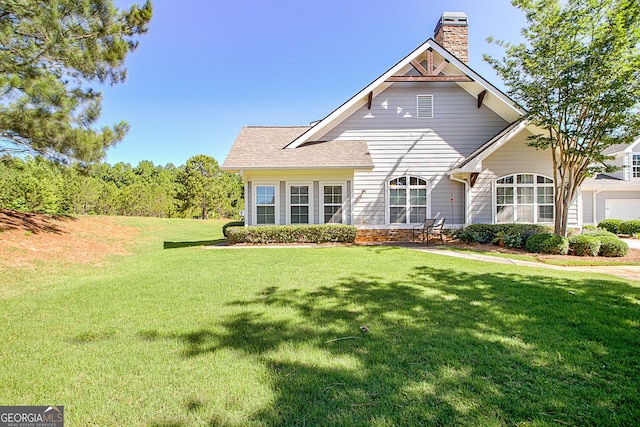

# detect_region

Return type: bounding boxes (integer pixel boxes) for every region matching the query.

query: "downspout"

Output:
[450,175,469,227]
[592,190,601,226]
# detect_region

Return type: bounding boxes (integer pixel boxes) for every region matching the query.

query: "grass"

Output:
[1,217,640,426]
[444,245,640,266]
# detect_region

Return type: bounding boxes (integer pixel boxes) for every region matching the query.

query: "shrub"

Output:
[598,236,629,257]
[222,220,244,238]
[454,223,551,249]
[598,219,624,234]
[582,228,618,239]
[226,224,357,244]
[568,234,601,256]
[525,233,569,255]
[619,220,640,236]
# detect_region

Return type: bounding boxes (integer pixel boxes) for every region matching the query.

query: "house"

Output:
[222,12,638,239]
[581,137,640,224]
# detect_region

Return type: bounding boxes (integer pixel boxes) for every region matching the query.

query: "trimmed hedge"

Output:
[568,234,601,257]
[525,233,569,255]
[226,224,357,244]
[454,224,552,249]
[598,219,624,234]
[222,220,244,238]
[582,228,618,239]
[619,220,640,236]
[598,236,629,257]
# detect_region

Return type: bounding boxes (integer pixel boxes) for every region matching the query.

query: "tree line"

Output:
[0,154,243,219]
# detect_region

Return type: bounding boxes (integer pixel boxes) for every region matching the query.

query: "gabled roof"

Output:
[285,38,524,149]
[221,126,373,171]
[602,136,640,156]
[449,119,530,174]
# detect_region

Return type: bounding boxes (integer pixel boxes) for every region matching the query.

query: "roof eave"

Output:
[286,39,525,149]
[222,165,374,172]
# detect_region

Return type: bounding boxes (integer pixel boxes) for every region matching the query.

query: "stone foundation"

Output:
[356,229,416,243]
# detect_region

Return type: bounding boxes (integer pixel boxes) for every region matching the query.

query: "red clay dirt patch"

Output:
[0,209,139,268]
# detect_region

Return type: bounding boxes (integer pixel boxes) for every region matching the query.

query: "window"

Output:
[417,95,433,118]
[633,154,640,178]
[389,176,428,224]
[496,174,553,223]
[256,185,276,225]
[323,185,343,224]
[290,185,309,224]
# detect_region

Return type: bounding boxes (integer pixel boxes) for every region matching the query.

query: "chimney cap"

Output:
[434,11,468,34]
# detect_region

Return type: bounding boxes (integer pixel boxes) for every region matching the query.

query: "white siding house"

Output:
[222,12,638,234]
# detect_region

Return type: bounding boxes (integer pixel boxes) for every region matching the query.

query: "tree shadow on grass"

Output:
[163,239,226,249]
[0,208,76,234]
[157,266,640,426]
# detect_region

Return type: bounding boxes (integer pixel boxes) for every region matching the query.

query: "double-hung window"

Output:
[290,185,310,224]
[389,176,428,224]
[323,185,343,224]
[256,185,276,225]
[633,154,640,178]
[496,174,553,223]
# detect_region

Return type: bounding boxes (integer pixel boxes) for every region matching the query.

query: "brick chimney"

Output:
[434,12,469,64]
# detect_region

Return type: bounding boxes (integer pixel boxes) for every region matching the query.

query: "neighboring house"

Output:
[581,136,640,224]
[222,12,637,237]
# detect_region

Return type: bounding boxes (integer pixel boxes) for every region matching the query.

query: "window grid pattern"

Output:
[633,154,640,178]
[323,185,343,224]
[496,174,553,224]
[256,185,276,225]
[389,176,428,224]
[290,185,309,224]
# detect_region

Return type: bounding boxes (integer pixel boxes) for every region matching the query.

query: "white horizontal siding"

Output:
[321,83,509,227]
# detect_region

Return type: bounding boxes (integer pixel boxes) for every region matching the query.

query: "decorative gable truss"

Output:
[386,50,473,82]
[286,39,522,150]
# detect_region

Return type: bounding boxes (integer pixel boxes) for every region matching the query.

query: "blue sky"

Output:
[101,0,527,167]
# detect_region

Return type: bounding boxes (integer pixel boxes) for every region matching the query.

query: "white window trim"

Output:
[385,176,431,225]
[286,182,313,225]
[416,94,434,119]
[494,173,554,224]
[320,182,347,224]
[252,182,279,226]
[632,153,640,179]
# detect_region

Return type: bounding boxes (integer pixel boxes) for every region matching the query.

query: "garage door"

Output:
[605,199,640,220]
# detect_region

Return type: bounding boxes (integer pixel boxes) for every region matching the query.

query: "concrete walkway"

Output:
[412,245,640,283]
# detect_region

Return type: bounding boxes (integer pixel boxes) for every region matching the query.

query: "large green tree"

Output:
[0,0,152,164]
[486,0,640,236]
[176,155,243,220]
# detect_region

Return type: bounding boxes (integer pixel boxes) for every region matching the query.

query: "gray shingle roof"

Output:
[222,126,373,171]
[602,144,629,155]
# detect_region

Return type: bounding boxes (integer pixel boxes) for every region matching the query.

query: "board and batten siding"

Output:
[321,82,509,227]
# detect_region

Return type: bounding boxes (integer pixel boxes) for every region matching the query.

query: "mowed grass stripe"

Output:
[1,217,639,426]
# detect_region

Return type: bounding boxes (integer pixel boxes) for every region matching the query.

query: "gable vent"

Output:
[417,94,434,118]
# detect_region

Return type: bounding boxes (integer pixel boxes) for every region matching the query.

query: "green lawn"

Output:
[1,217,639,426]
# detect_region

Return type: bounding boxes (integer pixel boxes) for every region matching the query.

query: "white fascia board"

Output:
[285,40,438,149]
[288,39,525,149]
[428,42,524,122]
[449,120,530,175]
[624,136,640,153]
